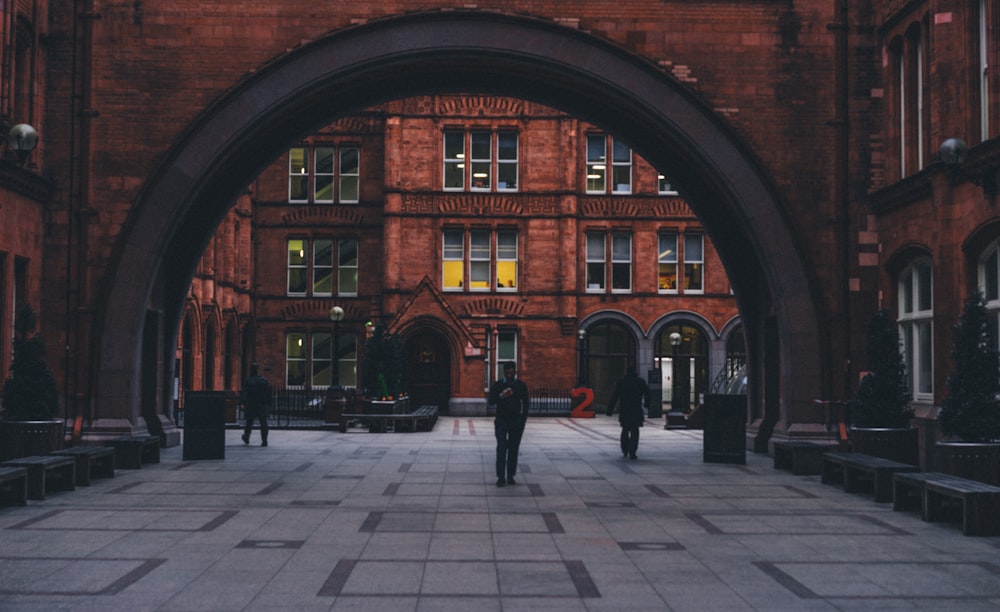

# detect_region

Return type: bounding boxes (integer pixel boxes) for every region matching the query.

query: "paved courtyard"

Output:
[1,416,999,611]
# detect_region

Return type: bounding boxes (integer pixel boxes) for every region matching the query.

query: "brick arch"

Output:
[94,10,821,439]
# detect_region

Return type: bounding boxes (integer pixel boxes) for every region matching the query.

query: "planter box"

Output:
[850,427,919,466]
[935,442,1000,486]
[0,420,64,461]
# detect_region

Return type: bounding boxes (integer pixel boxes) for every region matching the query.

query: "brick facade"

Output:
[0,2,996,453]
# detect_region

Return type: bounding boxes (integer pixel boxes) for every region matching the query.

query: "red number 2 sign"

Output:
[570,387,595,418]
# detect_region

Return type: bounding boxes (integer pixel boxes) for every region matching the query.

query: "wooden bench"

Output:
[104,435,161,469]
[893,471,1000,536]
[0,466,28,507]
[51,446,116,485]
[773,441,833,475]
[1,455,76,500]
[821,452,918,503]
[339,405,439,433]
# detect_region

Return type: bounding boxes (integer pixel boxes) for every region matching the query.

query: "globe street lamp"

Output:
[5,123,38,166]
[577,328,588,386]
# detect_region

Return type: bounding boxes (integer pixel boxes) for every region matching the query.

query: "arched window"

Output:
[898,258,933,400]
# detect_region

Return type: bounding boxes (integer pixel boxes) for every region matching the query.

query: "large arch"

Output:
[92,11,822,440]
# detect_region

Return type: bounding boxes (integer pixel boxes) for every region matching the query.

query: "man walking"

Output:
[607,367,649,460]
[240,363,272,447]
[489,361,529,487]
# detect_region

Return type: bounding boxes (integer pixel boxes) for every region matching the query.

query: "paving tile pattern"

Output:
[1,417,999,610]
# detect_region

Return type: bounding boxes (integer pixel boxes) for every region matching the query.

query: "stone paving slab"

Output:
[1,417,999,610]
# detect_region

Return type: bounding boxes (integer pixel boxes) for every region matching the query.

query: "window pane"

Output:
[497,132,517,159]
[497,230,517,289]
[658,174,675,194]
[314,147,334,202]
[289,147,308,202]
[611,233,631,261]
[684,234,704,262]
[444,131,464,189]
[470,131,491,159]
[471,162,490,189]
[587,263,605,290]
[611,138,631,193]
[586,134,606,192]
[470,230,490,289]
[586,233,605,261]
[443,230,464,289]
[312,333,331,388]
[984,248,999,301]
[918,321,932,394]
[288,239,307,294]
[917,262,932,311]
[685,263,703,291]
[338,334,358,388]
[339,239,358,295]
[340,147,360,203]
[313,239,333,295]
[612,263,631,291]
[901,269,914,314]
[286,333,306,387]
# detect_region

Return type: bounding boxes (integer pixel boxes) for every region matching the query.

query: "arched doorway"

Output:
[584,320,637,412]
[90,11,821,445]
[655,323,709,414]
[404,330,452,414]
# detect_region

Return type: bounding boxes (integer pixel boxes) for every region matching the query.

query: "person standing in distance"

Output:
[606,367,649,460]
[489,361,529,487]
[240,363,272,447]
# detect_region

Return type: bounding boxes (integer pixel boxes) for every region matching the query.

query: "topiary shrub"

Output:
[939,292,1000,442]
[850,309,913,428]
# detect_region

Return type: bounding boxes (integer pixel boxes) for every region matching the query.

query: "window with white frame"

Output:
[684,233,704,293]
[658,174,677,195]
[586,133,632,194]
[586,231,632,293]
[658,233,679,292]
[658,232,704,293]
[898,258,933,399]
[285,332,357,389]
[442,228,519,291]
[494,329,518,381]
[979,240,1000,349]
[288,145,360,204]
[442,129,519,192]
[287,238,359,297]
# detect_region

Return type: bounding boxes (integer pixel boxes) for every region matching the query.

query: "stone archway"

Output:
[91,11,821,442]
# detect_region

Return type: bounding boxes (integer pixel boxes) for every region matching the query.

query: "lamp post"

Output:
[577,328,588,386]
[329,306,345,391]
[666,331,686,429]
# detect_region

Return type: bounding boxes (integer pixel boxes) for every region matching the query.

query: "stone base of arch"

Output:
[81,417,180,448]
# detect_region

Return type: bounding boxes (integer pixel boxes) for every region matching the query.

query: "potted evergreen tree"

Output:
[848,309,917,465]
[936,292,1000,484]
[0,304,62,460]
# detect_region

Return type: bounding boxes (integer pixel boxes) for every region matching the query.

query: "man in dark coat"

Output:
[240,363,272,447]
[606,367,649,460]
[489,361,529,486]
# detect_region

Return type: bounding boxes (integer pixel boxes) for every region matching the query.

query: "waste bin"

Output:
[183,391,227,460]
[646,368,663,419]
[702,393,746,464]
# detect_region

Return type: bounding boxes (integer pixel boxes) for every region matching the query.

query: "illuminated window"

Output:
[586,231,631,293]
[684,234,704,293]
[442,229,519,292]
[285,332,357,389]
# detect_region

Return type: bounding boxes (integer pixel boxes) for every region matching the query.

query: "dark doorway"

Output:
[405,331,451,414]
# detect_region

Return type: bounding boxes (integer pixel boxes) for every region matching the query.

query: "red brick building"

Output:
[215,96,741,415]
[1,2,999,458]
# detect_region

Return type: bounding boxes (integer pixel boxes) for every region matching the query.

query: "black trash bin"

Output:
[183,391,227,460]
[646,368,663,419]
[702,393,746,464]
